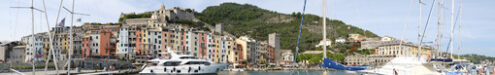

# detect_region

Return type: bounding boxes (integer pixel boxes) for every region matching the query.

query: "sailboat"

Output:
[322,59,368,71]
[289,0,368,72]
[318,0,368,71]
[360,0,443,73]
[360,0,468,74]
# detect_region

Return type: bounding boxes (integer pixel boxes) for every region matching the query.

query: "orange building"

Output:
[81,36,91,58]
[135,28,143,55]
[98,31,115,57]
[160,27,175,58]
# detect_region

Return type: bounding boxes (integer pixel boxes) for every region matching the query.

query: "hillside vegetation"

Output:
[196,3,378,51]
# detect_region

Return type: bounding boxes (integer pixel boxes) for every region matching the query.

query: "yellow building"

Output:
[410,45,433,56]
[141,28,150,55]
[224,36,236,63]
[213,36,222,63]
[42,33,51,61]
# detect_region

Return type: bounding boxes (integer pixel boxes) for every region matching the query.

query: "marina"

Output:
[2,0,495,75]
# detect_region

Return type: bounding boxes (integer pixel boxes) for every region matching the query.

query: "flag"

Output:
[77,18,82,22]
[35,49,42,58]
[57,18,65,27]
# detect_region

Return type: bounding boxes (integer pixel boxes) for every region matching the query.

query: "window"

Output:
[163,61,181,66]
[180,56,196,59]
[184,61,210,65]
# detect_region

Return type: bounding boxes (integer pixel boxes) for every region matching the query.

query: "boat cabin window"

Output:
[184,61,211,65]
[151,63,158,66]
[163,61,181,66]
[179,56,196,59]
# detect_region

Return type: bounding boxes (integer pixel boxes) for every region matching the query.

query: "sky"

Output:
[2,0,494,57]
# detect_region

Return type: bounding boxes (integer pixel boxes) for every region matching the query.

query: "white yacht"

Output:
[359,56,441,75]
[139,47,229,74]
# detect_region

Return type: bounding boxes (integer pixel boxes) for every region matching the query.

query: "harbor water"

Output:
[216,70,357,75]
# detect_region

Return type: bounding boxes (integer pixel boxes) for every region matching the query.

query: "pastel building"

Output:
[213,36,222,63]
[235,36,256,63]
[117,26,130,59]
[206,33,216,61]
[80,34,100,58]
[81,36,91,58]
[224,36,236,63]
[98,31,116,57]
[21,33,45,62]
[148,28,162,58]
[89,34,100,56]
[160,27,176,58]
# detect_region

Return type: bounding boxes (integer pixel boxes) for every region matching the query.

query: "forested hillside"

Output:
[196,3,378,51]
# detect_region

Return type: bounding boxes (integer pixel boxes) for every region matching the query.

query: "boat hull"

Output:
[139,64,229,74]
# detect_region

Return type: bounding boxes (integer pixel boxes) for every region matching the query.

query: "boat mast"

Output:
[68,0,74,74]
[10,0,45,74]
[436,0,444,58]
[46,0,66,74]
[399,0,415,56]
[294,0,307,70]
[418,0,422,54]
[456,0,462,60]
[417,0,437,57]
[30,0,36,74]
[39,0,58,73]
[449,0,455,59]
[322,0,327,59]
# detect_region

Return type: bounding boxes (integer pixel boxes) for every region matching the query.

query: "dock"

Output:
[0,69,141,75]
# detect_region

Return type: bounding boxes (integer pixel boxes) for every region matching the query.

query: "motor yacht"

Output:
[139,47,229,74]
